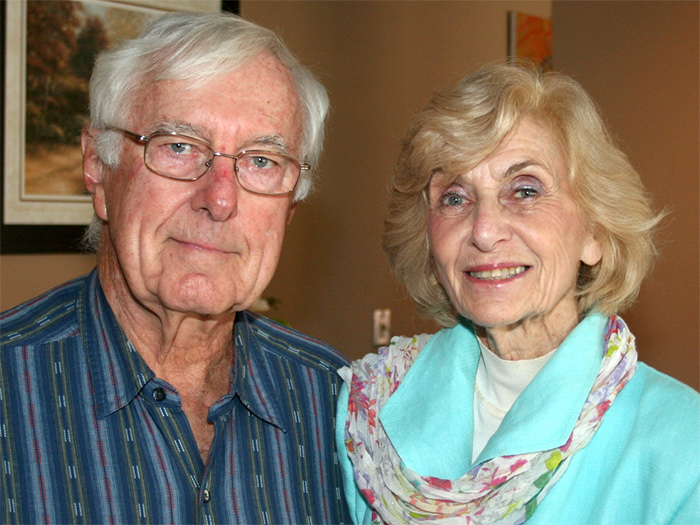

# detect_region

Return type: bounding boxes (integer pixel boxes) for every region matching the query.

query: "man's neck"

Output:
[96,247,236,462]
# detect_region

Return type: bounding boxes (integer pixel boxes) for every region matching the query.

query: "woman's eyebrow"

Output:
[501,160,542,180]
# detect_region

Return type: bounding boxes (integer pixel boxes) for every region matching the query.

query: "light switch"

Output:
[373,308,391,346]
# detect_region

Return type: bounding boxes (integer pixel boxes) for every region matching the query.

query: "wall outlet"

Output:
[373,308,391,346]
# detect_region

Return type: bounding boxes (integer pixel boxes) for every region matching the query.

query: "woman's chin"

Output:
[459,303,525,330]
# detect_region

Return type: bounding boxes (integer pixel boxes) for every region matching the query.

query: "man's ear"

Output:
[286,202,297,225]
[82,129,108,221]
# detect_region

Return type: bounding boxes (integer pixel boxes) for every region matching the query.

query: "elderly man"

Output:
[0,12,350,523]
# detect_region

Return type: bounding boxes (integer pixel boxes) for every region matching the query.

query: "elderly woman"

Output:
[336,63,700,524]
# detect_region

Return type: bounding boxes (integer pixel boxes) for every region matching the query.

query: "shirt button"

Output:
[152,387,167,402]
[202,489,211,503]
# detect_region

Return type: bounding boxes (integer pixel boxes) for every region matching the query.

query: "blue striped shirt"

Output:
[0,270,351,524]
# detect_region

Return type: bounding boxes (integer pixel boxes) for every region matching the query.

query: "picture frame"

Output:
[1,0,225,253]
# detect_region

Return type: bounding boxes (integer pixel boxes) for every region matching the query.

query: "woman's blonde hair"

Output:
[383,62,662,327]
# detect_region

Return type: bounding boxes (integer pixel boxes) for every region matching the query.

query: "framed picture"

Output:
[508,11,552,70]
[1,0,223,253]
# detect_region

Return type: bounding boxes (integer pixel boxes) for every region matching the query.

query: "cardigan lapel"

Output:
[379,314,607,479]
[477,314,606,463]
[379,320,480,479]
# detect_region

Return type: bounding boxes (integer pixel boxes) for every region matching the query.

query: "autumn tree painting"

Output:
[23,1,157,197]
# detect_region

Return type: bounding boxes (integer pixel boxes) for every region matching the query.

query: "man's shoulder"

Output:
[0,276,86,348]
[241,311,350,372]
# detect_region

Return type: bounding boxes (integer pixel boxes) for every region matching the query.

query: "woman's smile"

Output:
[428,117,602,335]
[466,265,529,281]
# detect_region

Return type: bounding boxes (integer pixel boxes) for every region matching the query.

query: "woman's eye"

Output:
[441,193,466,207]
[513,186,540,199]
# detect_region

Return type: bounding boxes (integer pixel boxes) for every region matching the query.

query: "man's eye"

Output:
[252,156,270,168]
[251,155,278,169]
[167,142,193,155]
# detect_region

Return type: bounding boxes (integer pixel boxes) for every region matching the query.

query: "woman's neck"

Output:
[475,310,580,361]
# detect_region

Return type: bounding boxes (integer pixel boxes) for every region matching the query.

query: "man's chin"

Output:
[149,271,267,318]
[158,289,241,318]
[163,302,238,320]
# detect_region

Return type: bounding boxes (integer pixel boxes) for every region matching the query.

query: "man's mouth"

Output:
[467,266,528,281]
[176,239,232,254]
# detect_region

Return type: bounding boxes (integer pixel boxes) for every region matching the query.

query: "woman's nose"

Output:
[469,200,512,251]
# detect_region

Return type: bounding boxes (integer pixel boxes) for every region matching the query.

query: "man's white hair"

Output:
[82,12,329,251]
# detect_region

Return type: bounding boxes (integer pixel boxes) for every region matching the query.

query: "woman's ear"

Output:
[82,129,108,221]
[581,233,603,267]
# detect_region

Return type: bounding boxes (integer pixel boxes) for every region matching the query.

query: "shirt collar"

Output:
[230,311,287,432]
[479,314,606,461]
[79,271,286,431]
[78,270,154,419]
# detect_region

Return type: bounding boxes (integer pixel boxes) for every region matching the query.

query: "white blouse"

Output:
[472,339,556,461]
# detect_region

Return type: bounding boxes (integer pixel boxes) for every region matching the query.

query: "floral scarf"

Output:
[340,316,637,524]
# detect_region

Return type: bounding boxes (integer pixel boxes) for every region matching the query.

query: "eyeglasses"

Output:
[109,128,308,195]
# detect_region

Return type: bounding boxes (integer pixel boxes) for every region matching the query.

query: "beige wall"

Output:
[1,254,96,310]
[2,1,697,390]
[239,0,552,356]
[553,1,699,389]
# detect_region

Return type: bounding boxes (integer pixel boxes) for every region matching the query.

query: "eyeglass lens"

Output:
[144,134,300,194]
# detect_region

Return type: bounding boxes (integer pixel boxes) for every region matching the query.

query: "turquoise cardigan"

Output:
[336,314,700,524]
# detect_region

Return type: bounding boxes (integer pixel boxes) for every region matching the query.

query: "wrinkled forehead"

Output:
[141,47,289,91]
[126,54,303,148]
[426,114,569,187]
[127,52,301,120]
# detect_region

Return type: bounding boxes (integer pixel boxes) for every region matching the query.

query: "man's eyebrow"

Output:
[243,134,291,154]
[147,120,209,139]
[143,124,293,154]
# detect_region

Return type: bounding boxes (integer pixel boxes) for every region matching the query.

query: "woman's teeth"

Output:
[468,266,527,281]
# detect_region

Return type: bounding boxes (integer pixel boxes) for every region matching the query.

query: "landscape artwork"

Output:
[23,1,162,199]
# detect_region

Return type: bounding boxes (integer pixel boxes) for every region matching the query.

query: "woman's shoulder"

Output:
[607,363,699,519]
[632,362,699,409]
[616,362,699,446]
[381,333,435,357]
[380,333,435,362]
[342,333,435,382]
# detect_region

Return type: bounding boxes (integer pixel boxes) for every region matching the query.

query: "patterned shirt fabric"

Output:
[0,270,351,524]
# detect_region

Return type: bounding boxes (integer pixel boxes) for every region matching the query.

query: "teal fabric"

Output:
[336,313,700,524]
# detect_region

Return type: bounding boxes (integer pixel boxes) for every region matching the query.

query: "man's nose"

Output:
[469,199,512,251]
[192,156,239,222]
